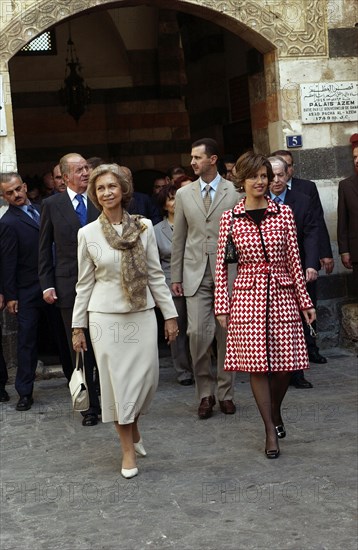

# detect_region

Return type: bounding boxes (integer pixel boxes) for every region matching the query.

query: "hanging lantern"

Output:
[60,26,90,122]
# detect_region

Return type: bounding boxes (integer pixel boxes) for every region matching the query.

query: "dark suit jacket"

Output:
[38,191,99,308]
[0,205,41,301]
[290,177,332,259]
[127,192,162,225]
[337,174,358,262]
[283,189,320,271]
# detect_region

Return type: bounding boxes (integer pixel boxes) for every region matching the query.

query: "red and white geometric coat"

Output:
[214,197,313,373]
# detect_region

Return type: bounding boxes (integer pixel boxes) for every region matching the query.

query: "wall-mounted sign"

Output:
[286,135,302,148]
[0,76,7,136]
[300,81,358,124]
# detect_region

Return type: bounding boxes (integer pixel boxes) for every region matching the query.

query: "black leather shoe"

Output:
[82,413,98,426]
[309,350,327,364]
[179,379,194,386]
[0,388,10,402]
[291,377,313,389]
[265,448,280,459]
[275,425,286,439]
[16,396,33,411]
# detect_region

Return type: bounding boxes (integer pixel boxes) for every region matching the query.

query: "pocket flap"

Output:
[233,276,255,290]
[275,275,294,288]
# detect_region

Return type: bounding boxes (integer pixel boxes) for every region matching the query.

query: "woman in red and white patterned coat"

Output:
[215,151,316,459]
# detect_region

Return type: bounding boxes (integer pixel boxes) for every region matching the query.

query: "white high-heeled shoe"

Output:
[121,467,138,479]
[134,438,147,457]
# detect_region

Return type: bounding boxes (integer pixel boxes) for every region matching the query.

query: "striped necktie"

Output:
[203,184,212,212]
[273,196,282,203]
[27,204,40,225]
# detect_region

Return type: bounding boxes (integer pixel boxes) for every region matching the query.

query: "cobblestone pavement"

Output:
[0,348,357,550]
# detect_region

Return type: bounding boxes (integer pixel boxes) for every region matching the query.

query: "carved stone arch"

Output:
[0,0,327,66]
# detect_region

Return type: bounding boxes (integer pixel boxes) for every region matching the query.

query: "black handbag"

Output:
[224,210,238,264]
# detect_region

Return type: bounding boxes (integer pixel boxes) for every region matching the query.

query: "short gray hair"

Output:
[87,164,133,210]
[0,172,23,186]
[268,156,289,173]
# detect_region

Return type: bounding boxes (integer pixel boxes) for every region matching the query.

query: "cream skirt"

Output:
[89,308,159,423]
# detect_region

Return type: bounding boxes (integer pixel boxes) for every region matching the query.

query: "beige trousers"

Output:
[186,263,235,401]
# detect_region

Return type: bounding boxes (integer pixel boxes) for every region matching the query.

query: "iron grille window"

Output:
[18,30,56,56]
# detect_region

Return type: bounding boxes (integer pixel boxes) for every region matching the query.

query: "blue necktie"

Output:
[273,196,282,203]
[27,204,40,225]
[75,194,87,226]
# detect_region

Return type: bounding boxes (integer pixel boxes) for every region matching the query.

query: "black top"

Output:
[247,208,266,226]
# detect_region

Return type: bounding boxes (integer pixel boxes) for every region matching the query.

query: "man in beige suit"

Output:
[171,138,239,419]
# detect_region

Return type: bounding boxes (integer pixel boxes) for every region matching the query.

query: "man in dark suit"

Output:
[127,191,162,225]
[87,159,162,225]
[269,157,320,388]
[0,257,9,402]
[337,136,358,285]
[272,149,334,366]
[0,172,44,410]
[122,167,162,225]
[38,153,100,426]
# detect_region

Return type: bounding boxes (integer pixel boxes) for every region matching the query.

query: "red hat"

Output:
[349,134,358,148]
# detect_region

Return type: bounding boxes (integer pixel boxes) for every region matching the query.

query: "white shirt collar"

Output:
[67,187,88,205]
[199,172,221,192]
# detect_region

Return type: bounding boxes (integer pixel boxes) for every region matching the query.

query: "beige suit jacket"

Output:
[171,177,239,296]
[72,217,177,328]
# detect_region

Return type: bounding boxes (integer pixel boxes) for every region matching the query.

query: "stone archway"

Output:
[0,0,328,169]
[1,0,327,63]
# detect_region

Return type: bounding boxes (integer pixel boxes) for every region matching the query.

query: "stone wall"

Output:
[7,7,191,181]
[0,0,357,353]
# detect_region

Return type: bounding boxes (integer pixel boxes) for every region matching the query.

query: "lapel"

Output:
[191,177,230,217]
[347,175,358,200]
[161,219,173,243]
[283,189,295,207]
[208,178,228,216]
[236,196,279,221]
[52,192,99,228]
[191,180,207,217]
[9,205,39,231]
[54,191,81,229]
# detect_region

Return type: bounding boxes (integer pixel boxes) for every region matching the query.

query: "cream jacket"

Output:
[72,217,178,328]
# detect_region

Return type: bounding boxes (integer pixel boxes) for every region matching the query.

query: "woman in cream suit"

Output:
[72,164,178,479]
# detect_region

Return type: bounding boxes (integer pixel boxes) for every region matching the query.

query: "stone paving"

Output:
[0,348,357,550]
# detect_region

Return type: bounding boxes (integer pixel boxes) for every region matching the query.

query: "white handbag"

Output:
[69,350,89,412]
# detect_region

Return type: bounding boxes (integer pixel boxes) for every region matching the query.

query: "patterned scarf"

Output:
[99,210,148,310]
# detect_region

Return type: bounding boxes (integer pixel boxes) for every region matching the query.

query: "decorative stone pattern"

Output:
[0,0,328,68]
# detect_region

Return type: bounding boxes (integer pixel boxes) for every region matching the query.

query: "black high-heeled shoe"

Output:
[275,425,286,439]
[265,448,280,459]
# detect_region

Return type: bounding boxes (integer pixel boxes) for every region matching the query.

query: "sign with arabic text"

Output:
[300,81,358,124]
